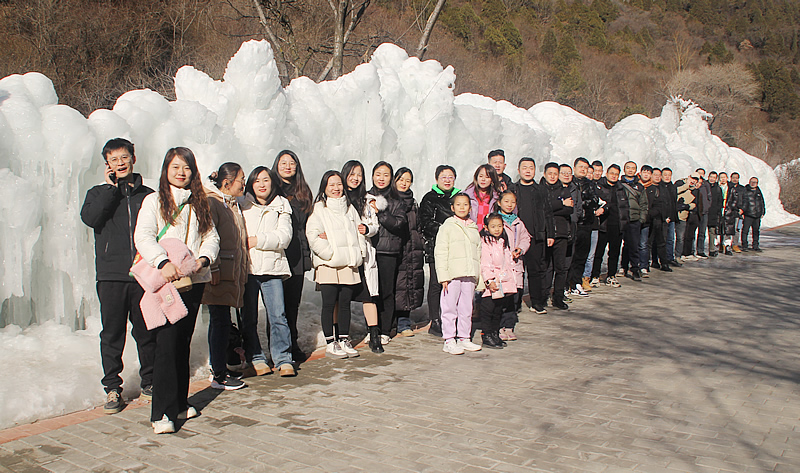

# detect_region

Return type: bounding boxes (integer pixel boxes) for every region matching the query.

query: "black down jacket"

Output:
[708,183,724,228]
[395,190,425,311]
[284,195,312,276]
[542,178,574,240]
[575,176,600,227]
[369,186,408,255]
[419,186,457,262]
[510,180,554,242]
[721,184,742,235]
[741,186,765,219]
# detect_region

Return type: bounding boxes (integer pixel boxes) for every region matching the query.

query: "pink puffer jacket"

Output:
[480,237,518,298]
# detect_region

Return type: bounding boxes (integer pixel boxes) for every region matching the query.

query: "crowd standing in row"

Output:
[82,139,766,434]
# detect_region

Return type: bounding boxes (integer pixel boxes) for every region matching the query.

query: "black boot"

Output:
[368,326,384,353]
[482,332,503,349]
[491,331,507,347]
[428,318,442,337]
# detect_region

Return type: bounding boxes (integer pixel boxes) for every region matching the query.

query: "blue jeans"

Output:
[696,214,708,254]
[207,305,234,376]
[242,275,293,368]
[583,230,598,278]
[638,226,650,270]
[666,221,675,261]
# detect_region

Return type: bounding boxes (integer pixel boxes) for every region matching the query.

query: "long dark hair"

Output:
[480,213,510,249]
[371,161,399,200]
[245,166,284,206]
[341,160,366,217]
[158,147,213,234]
[393,166,414,196]
[314,170,348,205]
[272,150,312,215]
[208,162,242,190]
[469,164,502,197]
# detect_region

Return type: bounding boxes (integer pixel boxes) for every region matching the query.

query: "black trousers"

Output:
[480,295,514,334]
[568,225,593,288]
[320,284,355,339]
[524,240,547,307]
[376,253,400,336]
[742,216,761,249]
[97,281,156,393]
[621,221,641,272]
[427,261,442,325]
[592,228,622,279]
[283,274,305,358]
[500,292,520,329]
[545,237,569,302]
[150,283,205,422]
[648,219,668,267]
[683,213,700,257]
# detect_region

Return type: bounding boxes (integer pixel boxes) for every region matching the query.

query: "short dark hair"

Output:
[559,164,572,171]
[652,168,661,173]
[696,167,705,173]
[719,172,728,177]
[102,138,134,161]
[641,165,653,173]
[591,160,603,168]
[544,162,559,172]
[662,167,673,173]
[518,157,535,167]
[708,171,718,177]
[435,165,457,180]
[731,172,740,178]
[624,161,637,170]
[488,149,505,160]
[608,164,621,172]
[574,157,590,167]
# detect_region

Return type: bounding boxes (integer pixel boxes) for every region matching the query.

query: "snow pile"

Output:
[0,40,797,428]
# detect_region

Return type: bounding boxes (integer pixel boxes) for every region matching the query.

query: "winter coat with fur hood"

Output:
[368,187,408,255]
[201,183,249,308]
[306,196,366,273]
[240,193,293,278]
[434,216,481,283]
[134,186,220,284]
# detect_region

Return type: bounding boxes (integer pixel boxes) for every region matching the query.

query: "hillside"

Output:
[1,0,798,211]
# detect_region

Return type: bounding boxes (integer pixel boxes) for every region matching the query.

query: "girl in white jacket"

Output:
[240,166,296,377]
[306,171,367,359]
[134,147,220,434]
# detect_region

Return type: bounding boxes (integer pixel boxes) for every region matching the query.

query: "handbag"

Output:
[130,203,193,293]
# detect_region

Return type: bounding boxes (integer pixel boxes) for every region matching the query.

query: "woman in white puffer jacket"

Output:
[306,170,366,360]
[134,147,219,434]
[239,166,296,377]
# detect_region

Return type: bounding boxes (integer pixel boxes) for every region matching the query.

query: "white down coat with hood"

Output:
[306,196,366,270]
[240,193,293,277]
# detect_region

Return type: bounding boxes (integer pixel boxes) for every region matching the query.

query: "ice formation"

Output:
[0,40,796,428]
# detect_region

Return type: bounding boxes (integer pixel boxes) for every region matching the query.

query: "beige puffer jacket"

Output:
[306,196,366,270]
[240,193,293,278]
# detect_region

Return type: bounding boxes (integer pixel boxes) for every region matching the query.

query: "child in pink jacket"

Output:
[496,191,531,340]
[479,213,519,349]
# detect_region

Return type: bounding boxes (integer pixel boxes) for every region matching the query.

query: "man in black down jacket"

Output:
[707,172,724,257]
[542,163,573,310]
[740,176,766,251]
[80,138,156,414]
[511,158,555,314]
[592,165,627,287]
[567,158,599,295]
[419,165,459,336]
[619,161,648,281]
[645,169,671,272]
[730,172,747,252]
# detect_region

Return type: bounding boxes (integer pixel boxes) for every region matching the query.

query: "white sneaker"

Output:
[571,284,589,297]
[590,277,600,287]
[177,406,198,420]
[443,339,465,355]
[640,268,650,278]
[616,268,625,276]
[152,415,175,434]
[456,338,482,352]
[326,341,348,359]
[606,276,621,288]
[380,335,391,345]
[339,339,359,357]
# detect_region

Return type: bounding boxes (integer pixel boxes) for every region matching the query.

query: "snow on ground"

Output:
[0,40,797,429]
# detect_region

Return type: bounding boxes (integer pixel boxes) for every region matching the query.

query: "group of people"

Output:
[82,138,766,435]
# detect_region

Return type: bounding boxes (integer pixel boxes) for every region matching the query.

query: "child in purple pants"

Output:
[434,193,482,355]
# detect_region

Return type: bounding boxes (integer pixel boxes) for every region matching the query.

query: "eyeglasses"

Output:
[438,176,455,181]
[107,155,132,165]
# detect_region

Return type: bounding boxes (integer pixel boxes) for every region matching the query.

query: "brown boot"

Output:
[732,245,742,253]
[581,277,593,292]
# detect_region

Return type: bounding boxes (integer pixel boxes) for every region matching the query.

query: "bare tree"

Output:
[414,0,446,60]
[317,0,371,81]
[671,32,694,74]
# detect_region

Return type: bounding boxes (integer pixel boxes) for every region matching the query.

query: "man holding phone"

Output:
[80,138,156,414]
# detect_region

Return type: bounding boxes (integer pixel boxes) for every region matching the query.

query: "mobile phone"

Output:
[110,172,117,184]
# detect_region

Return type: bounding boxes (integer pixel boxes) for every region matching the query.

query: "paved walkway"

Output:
[2,226,800,472]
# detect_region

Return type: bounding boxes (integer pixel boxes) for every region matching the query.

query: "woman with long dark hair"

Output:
[341,160,383,353]
[240,166,296,377]
[134,147,220,434]
[202,163,248,391]
[465,164,502,231]
[393,167,425,337]
[306,171,366,359]
[272,150,313,361]
[369,161,408,343]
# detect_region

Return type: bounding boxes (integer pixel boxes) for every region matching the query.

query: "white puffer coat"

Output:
[306,196,366,270]
[134,186,220,284]
[434,216,481,283]
[240,193,293,278]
